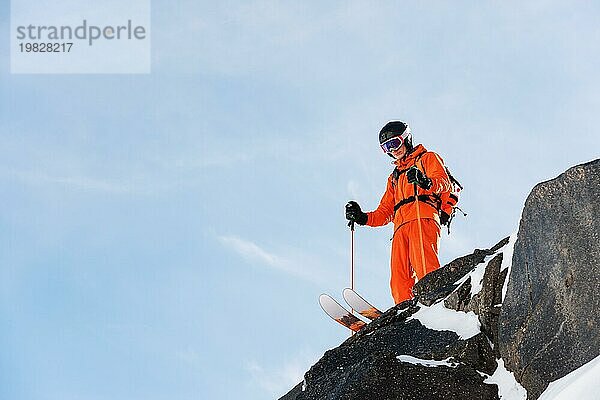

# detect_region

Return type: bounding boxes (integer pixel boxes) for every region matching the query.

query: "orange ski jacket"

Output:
[366,144,453,229]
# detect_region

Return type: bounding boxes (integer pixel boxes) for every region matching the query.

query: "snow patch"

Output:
[409,300,480,340]
[469,250,505,297]
[449,253,494,292]
[397,355,457,368]
[500,232,518,301]
[480,358,527,400]
[395,305,409,314]
[538,355,600,400]
[470,257,491,297]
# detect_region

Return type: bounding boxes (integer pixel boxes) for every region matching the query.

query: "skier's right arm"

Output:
[366,175,395,227]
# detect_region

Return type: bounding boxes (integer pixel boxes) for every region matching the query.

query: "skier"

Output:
[345,121,453,304]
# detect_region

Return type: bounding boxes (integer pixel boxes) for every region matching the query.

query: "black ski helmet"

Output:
[379,121,413,153]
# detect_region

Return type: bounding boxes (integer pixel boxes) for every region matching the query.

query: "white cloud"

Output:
[0,167,142,194]
[218,234,324,284]
[347,180,360,200]
[219,234,280,266]
[246,349,319,398]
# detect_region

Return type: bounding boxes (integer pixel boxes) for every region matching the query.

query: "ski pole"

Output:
[350,220,355,293]
[350,219,355,336]
[413,182,427,279]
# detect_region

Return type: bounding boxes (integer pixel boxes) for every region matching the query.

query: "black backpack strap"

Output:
[393,195,439,213]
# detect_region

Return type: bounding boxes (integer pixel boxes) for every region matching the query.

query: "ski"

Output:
[319,294,366,332]
[342,288,384,321]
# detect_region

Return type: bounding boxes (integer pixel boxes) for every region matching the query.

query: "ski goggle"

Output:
[380,136,403,153]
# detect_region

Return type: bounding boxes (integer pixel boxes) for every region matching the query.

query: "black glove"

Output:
[440,211,450,226]
[345,201,368,225]
[406,167,432,190]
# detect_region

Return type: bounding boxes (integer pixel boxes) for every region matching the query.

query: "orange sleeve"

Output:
[366,175,395,227]
[421,152,453,194]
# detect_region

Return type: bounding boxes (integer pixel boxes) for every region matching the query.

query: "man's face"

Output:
[390,142,407,159]
[381,135,408,160]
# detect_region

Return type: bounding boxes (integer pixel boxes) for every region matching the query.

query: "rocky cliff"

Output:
[499,159,600,399]
[280,159,600,400]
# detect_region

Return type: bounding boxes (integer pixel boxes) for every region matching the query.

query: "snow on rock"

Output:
[469,255,494,297]
[499,159,600,399]
[480,358,527,400]
[281,161,600,400]
[537,355,600,400]
[280,238,512,400]
[500,232,518,301]
[397,355,457,368]
[409,300,480,340]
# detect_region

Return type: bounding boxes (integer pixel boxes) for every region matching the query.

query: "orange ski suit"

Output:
[366,144,453,304]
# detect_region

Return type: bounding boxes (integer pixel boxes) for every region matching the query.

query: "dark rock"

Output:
[417,285,456,306]
[490,236,510,253]
[282,314,499,400]
[281,161,599,400]
[286,350,499,400]
[499,159,600,399]
[280,281,506,400]
[449,333,497,376]
[495,268,509,306]
[279,382,303,400]
[413,248,492,303]
[467,255,506,353]
[471,254,504,310]
[413,237,509,305]
[442,253,509,359]
[444,277,472,311]
[280,237,516,400]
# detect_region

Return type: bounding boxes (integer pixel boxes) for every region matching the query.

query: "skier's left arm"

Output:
[420,152,453,194]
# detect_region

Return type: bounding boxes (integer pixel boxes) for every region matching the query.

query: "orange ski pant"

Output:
[390,218,441,304]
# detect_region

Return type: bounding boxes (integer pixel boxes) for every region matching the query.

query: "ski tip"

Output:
[342,287,357,300]
[319,293,338,307]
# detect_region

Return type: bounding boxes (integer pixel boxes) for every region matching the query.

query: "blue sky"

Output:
[1,1,599,399]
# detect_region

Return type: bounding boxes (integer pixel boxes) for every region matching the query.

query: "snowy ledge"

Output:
[537,355,600,400]
[478,359,527,400]
[407,300,480,340]
[396,355,458,368]
[404,233,519,341]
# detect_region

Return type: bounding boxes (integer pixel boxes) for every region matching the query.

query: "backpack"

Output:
[437,166,466,233]
[392,152,466,234]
